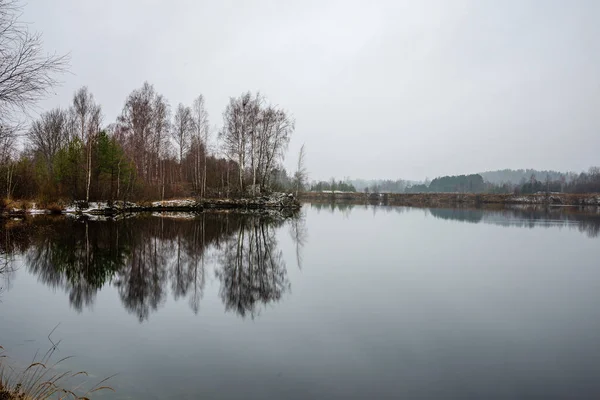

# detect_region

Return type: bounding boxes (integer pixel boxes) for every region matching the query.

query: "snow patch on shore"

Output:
[151,199,197,207]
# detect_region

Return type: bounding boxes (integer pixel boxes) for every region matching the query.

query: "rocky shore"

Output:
[1,193,301,217]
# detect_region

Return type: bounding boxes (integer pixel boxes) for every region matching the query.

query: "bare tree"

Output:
[72,87,102,202]
[118,82,169,187]
[293,144,307,196]
[0,0,68,127]
[221,92,294,195]
[171,103,193,168]
[27,108,70,176]
[220,92,260,194]
[192,95,210,198]
[72,87,91,142]
[257,108,293,191]
[247,93,263,196]
[152,94,170,185]
[0,124,17,198]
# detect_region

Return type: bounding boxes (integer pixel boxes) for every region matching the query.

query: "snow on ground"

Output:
[509,196,538,203]
[150,199,197,207]
[151,212,197,219]
[28,203,50,214]
[63,201,111,213]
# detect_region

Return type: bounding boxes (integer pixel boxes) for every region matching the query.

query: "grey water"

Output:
[2,204,600,399]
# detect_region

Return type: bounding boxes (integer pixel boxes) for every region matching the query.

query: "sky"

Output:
[22,0,600,181]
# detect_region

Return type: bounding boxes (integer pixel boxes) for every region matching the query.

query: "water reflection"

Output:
[216,218,288,318]
[310,201,600,238]
[427,206,600,238]
[2,204,598,320]
[0,213,303,321]
[310,201,408,217]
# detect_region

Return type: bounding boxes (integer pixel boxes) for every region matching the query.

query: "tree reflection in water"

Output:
[216,217,289,318]
[427,206,600,238]
[1,212,300,321]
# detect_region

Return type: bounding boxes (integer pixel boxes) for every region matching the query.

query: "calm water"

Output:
[2,204,600,399]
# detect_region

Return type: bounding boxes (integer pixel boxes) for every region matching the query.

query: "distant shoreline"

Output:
[300,192,600,207]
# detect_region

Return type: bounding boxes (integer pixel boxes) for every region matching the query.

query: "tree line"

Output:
[312,169,600,195]
[0,1,303,204]
[0,84,299,203]
[494,168,600,195]
[404,170,600,194]
[310,179,357,192]
[404,174,485,193]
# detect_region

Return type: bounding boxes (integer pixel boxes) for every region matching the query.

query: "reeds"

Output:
[0,328,115,400]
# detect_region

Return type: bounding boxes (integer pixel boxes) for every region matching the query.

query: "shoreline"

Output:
[1,193,301,217]
[300,192,600,207]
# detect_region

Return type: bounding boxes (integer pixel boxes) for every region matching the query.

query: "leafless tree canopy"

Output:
[190,95,210,197]
[27,108,70,175]
[220,91,294,194]
[172,103,194,163]
[4,79,297,201]
[0,0,68,126]
[72,87,101,141]
[0,124,16,161]
[70,87,102,202]
[294,143,307,196]
[118,82,171,184]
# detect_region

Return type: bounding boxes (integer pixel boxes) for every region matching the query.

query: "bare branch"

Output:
[0,0,69,126]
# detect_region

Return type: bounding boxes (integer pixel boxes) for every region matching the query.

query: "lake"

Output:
[2,204,600,399]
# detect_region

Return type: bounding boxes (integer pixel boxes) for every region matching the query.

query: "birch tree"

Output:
[27,108,70,177]
[171,103,193,167]
[118,82,169,188]
[0,125,17,199]
[220,92,294,194]
[220,92,253,193]
[293,144,307,196]
[192,95,210,198]
[72,87,102,202]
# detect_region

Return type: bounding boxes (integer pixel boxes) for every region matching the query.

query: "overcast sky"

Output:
[23,0,600,181]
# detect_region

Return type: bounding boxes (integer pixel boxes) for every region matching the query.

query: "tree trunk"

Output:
[6,162,12,200]
[161,160,165,200]
[238,154,243,195]
[251,130,256,197]
[117,159,121,200]
[202,151,207,199]
[86,138,92,202]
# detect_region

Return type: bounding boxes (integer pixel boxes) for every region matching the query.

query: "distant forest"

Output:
[311,168,600,194]
[479,169,573,185]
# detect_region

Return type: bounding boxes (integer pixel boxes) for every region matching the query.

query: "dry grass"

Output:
[0,328,115,400]
[0,199,32,212]
[0,199,69,214]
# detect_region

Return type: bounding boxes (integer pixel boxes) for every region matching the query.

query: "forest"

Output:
[309,170,600,195]
[0,85,301,205]
[0,1,304,206]
[402,170,600,194]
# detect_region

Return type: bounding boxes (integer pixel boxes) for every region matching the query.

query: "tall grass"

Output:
[0,329,115,400]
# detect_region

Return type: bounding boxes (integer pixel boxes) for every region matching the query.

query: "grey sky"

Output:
[23,0,600,181]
